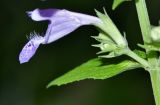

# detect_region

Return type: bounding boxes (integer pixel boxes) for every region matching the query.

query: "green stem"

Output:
[149,70,160,105]
[135,0,151,43]
[135,0,158,65]
[126,49,149,68]
[135,0,160,104]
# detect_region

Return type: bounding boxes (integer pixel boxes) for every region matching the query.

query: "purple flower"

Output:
[19,8,101,64]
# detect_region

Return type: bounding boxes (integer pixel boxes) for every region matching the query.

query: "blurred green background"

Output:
[0,0,160,105]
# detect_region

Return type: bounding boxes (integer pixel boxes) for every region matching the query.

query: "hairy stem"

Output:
[135,0,159,104]
[149,70,160,105]
[125,49,149,68]
[135,0,151,43]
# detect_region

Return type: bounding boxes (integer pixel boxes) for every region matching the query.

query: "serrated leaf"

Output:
[112,0,131,10]
[47,58,141,87]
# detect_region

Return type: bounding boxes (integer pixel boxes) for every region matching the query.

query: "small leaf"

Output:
[138,44,160,52]
[47,58,141,87]
[112,0,131,10]
[133,49,146,59]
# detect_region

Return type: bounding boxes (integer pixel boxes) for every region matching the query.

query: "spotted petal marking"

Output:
[19,34,44,64]
[19,40,40,63]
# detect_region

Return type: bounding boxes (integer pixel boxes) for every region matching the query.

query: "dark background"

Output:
[0,0,160,105]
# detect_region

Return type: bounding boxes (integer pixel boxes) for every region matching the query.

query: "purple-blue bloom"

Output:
[19,9,101,64]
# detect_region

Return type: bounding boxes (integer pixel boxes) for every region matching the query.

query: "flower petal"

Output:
[27,9,101,44]
[19,35,44,64]
[43,16,81,43]
[19,40,40,64]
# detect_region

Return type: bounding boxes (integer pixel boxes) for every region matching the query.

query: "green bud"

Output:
[99,43,117,52]
[151,26,160,43]
[92,33,117,53]
[91,33,115,43]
